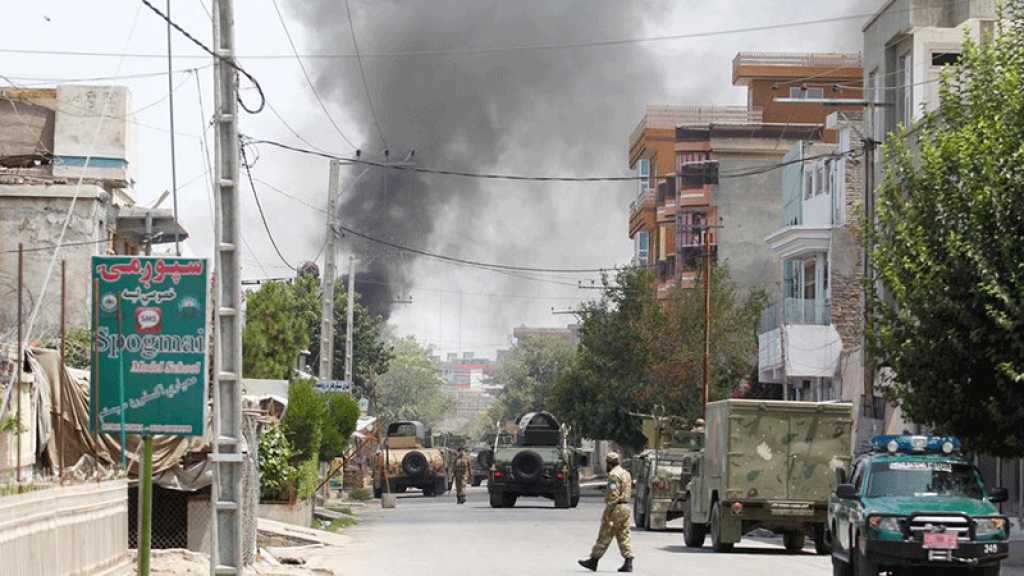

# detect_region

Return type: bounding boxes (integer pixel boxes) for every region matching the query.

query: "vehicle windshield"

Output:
[867,461,985,499]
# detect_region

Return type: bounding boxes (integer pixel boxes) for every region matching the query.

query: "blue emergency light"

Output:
[870,435,961,455]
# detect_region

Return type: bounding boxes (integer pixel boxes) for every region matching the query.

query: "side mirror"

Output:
[988,487,1009,504]
[835,483,859,500]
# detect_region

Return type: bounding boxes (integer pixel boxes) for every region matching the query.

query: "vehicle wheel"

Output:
[814,524,832,555]
[502,493,517,508]
[422,484,435,497]
[489,491,504,508]
[783,531,806,553]
[436,477,447,496]
[471,477,482,487]
[555,492,570,509]
[974,567,1000,576]
[683,503,707,548]
[373,485,382,499]
[850,544,877,576]
[710,501,733,553]
[634,499,647,529]
[571,495,580,508]
[831,555,852,576]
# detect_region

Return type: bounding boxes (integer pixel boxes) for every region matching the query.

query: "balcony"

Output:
[628,189,655,236]
[678,244,716,272]
[733,52,863,69]
[758,297,832,333]
[678,161,719,188]
[630,105,764,151]
[656,255,676,284]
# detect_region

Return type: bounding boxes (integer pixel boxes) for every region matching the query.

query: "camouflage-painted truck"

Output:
[633,417,704,530]
[373,421,450,497]
[683,399,853,554]
[487,411,581,508]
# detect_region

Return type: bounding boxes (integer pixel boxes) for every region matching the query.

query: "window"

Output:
[804,166,813,200]
[677,151,709,172]
[788,86,824,99]
[803,258,816,300]
[931,52,961,67]
[869,69,883,142]
[637,158,650,197]
[635,231,649,264]
[678,210,707,247]
[897,52,912,127]
[815,162,825,196]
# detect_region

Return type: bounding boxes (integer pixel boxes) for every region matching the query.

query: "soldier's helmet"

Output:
[606,451,621,466]
[692,418,705,430]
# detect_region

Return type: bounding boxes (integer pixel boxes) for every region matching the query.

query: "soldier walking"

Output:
[453,447,472,504]
[578,452,634,573]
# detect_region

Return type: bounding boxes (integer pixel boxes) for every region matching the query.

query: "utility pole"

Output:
[701,228,711,416]
[320,160,341,380]
[211,0,244,572]
[862,136,877,416]
[344,256,356,383]
[166,0,180,256]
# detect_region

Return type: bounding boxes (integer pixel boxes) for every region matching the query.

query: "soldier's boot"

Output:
[617,558,633,572]
[577,557,599,572]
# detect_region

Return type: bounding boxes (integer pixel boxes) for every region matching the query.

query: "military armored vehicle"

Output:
[471,432,511,487]
[683,399,853,554]
[633,417,704,530]
[373,421,450,497]
[487,411,581,508]
[830,435,1010,576]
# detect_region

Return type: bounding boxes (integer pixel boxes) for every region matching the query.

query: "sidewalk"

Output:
[1008,518,1024,568]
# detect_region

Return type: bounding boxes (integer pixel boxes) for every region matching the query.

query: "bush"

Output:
[258,424,293,501]
[349,487,372,502]
[282,378,325,461]
[293,457,320,501]
[319,392,360,461]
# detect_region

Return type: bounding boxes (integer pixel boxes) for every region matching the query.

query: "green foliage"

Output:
[293,457,320,501]
[282,378,325,462]
[258,424,293,501]
[41,326,91,369]
[307,288,394,399]
[348,487,372,501]
[486,335,575,423]
[869,7,1024,456]
[319,392,361,461]
[1,415,22,434]
[551,265,765,450]
[243,280,313,379]
[376,337,452,427]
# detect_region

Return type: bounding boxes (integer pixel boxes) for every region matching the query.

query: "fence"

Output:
[0,480,129,575]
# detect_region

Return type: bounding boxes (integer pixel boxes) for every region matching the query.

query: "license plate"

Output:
[923,532,959,550]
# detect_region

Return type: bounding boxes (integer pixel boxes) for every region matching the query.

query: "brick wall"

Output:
[830,152,865,349]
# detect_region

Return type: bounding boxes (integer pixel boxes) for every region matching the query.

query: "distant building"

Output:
[438,387,497,434]
[511,324,579,346]
[0,85,186,341]
[628,52,863,298]
[440,351,495,390]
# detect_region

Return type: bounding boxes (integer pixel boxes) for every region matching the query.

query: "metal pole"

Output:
[137,435,154,575]
[863,137,876,415]
[59,259,66,480]
[320,160,340,380]
[92,278,99,437]
[212,0,244,571]
[116,295,127,470]
[344,256,355,383]
[16,243,23,486]
[166,0,180,256]
[702,229,711,415]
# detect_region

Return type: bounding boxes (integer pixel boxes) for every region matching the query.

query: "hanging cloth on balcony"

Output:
[783,324,843,378]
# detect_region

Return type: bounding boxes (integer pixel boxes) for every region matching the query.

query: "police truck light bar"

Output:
[870,435,961,454]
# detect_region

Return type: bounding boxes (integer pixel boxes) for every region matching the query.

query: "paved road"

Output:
[302,485,845,576]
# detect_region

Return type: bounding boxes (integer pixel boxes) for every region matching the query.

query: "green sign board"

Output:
[90,256,209,436]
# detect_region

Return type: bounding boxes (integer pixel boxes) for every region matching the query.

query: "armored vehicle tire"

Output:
[401,451,429,477]
[510,450,544,482]
[489,491,504,508]
[710,502,733,553]
[571,495,580,508]
[503,493,518,507]
[850,546,876,576]
[435,476,448,496]
[783,531,806,553]
[423,484,435,497]
[555,492,570,509]
[831,556,851,576]
[633,499,647,529]
[683,504,707,548]
[813,525,831,555]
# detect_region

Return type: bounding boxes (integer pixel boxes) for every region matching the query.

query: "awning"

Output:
[759,324,843,382]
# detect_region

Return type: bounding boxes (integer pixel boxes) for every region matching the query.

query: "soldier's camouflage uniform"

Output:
[453,453,472,503]
[590,464,634,560]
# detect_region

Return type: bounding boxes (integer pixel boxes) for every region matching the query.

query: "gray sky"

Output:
[1,0,882,358]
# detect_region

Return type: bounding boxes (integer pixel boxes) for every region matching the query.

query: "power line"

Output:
[2,65,210,86]
[269,0,357,149]
[2,238,109,254]
[241,145,296,270]
[138,0,265,114]
[344,0,387,148]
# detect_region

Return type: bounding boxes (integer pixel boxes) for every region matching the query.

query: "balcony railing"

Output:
[656,177,676,205]
[656,255,676,283]
[758,297,832,333]
[630,105,764,147]
[629,189,655,215]
[678,244,716,272]
[733,52,863,69]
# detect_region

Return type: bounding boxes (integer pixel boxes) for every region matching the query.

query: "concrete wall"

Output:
[259,499,313,528]
[0,185,109,342]
[52,86,134,187]
[0,480,129,576]
[0,376,34,483]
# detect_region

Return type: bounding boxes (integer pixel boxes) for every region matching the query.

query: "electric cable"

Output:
[343,0,387,148]
[241,145,296,270]
[139,0,265,114]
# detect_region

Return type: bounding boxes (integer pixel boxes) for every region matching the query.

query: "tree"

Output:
[376,337,452,427]
[243,281,312,379]
[306,286,393,397]
[319,392,361,461]
[869,8,1024,455]
[486,335,575,423]
[551,264,765,450]
[258,424,293,501]
[281,378,325,462]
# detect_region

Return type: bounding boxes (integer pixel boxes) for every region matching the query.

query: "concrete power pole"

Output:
[320,160,341,380]
[344,256,356,383]
[211,0,243,571]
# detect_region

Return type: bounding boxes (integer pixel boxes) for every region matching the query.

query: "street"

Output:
[302,486,829,576]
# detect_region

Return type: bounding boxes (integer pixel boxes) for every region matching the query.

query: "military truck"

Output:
[683,399,853,554]
[487,411,581,508]
[373,421,450,497]
[472,432,511,487]
[632,417,704,530]
[830,435,1010,576]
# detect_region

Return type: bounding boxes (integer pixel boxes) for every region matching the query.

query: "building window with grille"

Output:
[637,158,650,197]
[789,86,825,99]
[897,52,912,127]
[635,230,649,264]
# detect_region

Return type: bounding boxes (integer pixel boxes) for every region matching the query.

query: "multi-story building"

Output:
[511,324,579,347]
[628,52,862,298]
[0,85,186,341]
[440,352,496,390]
